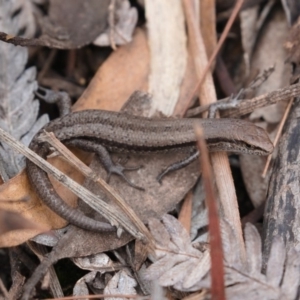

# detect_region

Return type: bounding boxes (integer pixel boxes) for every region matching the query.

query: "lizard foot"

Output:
[106,163,144,191]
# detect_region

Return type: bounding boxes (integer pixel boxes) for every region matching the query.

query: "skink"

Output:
[27,110,274,232]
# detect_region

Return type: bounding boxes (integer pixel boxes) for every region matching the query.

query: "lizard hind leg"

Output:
[157,150,199,183]
[65,139,144,190]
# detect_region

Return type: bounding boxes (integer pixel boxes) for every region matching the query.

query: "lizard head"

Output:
[206,119,274,155]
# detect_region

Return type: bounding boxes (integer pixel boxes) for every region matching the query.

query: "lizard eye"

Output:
[245,143,254,150]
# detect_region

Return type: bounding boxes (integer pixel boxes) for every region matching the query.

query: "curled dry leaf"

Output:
[73,253,115,271]
[73,271,98,299]
[74,270,137,300]
[94,0,138,47]
[103,269,137,299]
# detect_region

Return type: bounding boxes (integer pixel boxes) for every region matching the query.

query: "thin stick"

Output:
[45,294,146,300]
[187,83,300,118]
[262,98,294,177]
[195,124,225,300]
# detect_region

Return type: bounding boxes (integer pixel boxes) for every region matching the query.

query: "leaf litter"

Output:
[0,1,300,299]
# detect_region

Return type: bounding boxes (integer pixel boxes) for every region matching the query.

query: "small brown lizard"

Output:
[26,108,274,233]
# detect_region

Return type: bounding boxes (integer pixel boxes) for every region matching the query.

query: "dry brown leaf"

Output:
[0,170,57,229]
[0,209,48,235]
[56,228,133,259]
[228,73,277,208]
[0,0,110,49]
[240,155,269,208]
[73,28,150,112]
[41,0,110,48]
[87,150,198,221]
[0,151,87,247]
[0,208,49,247]
[249,8,290,123]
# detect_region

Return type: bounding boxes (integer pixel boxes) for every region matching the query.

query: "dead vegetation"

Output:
[0,0,300,299]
